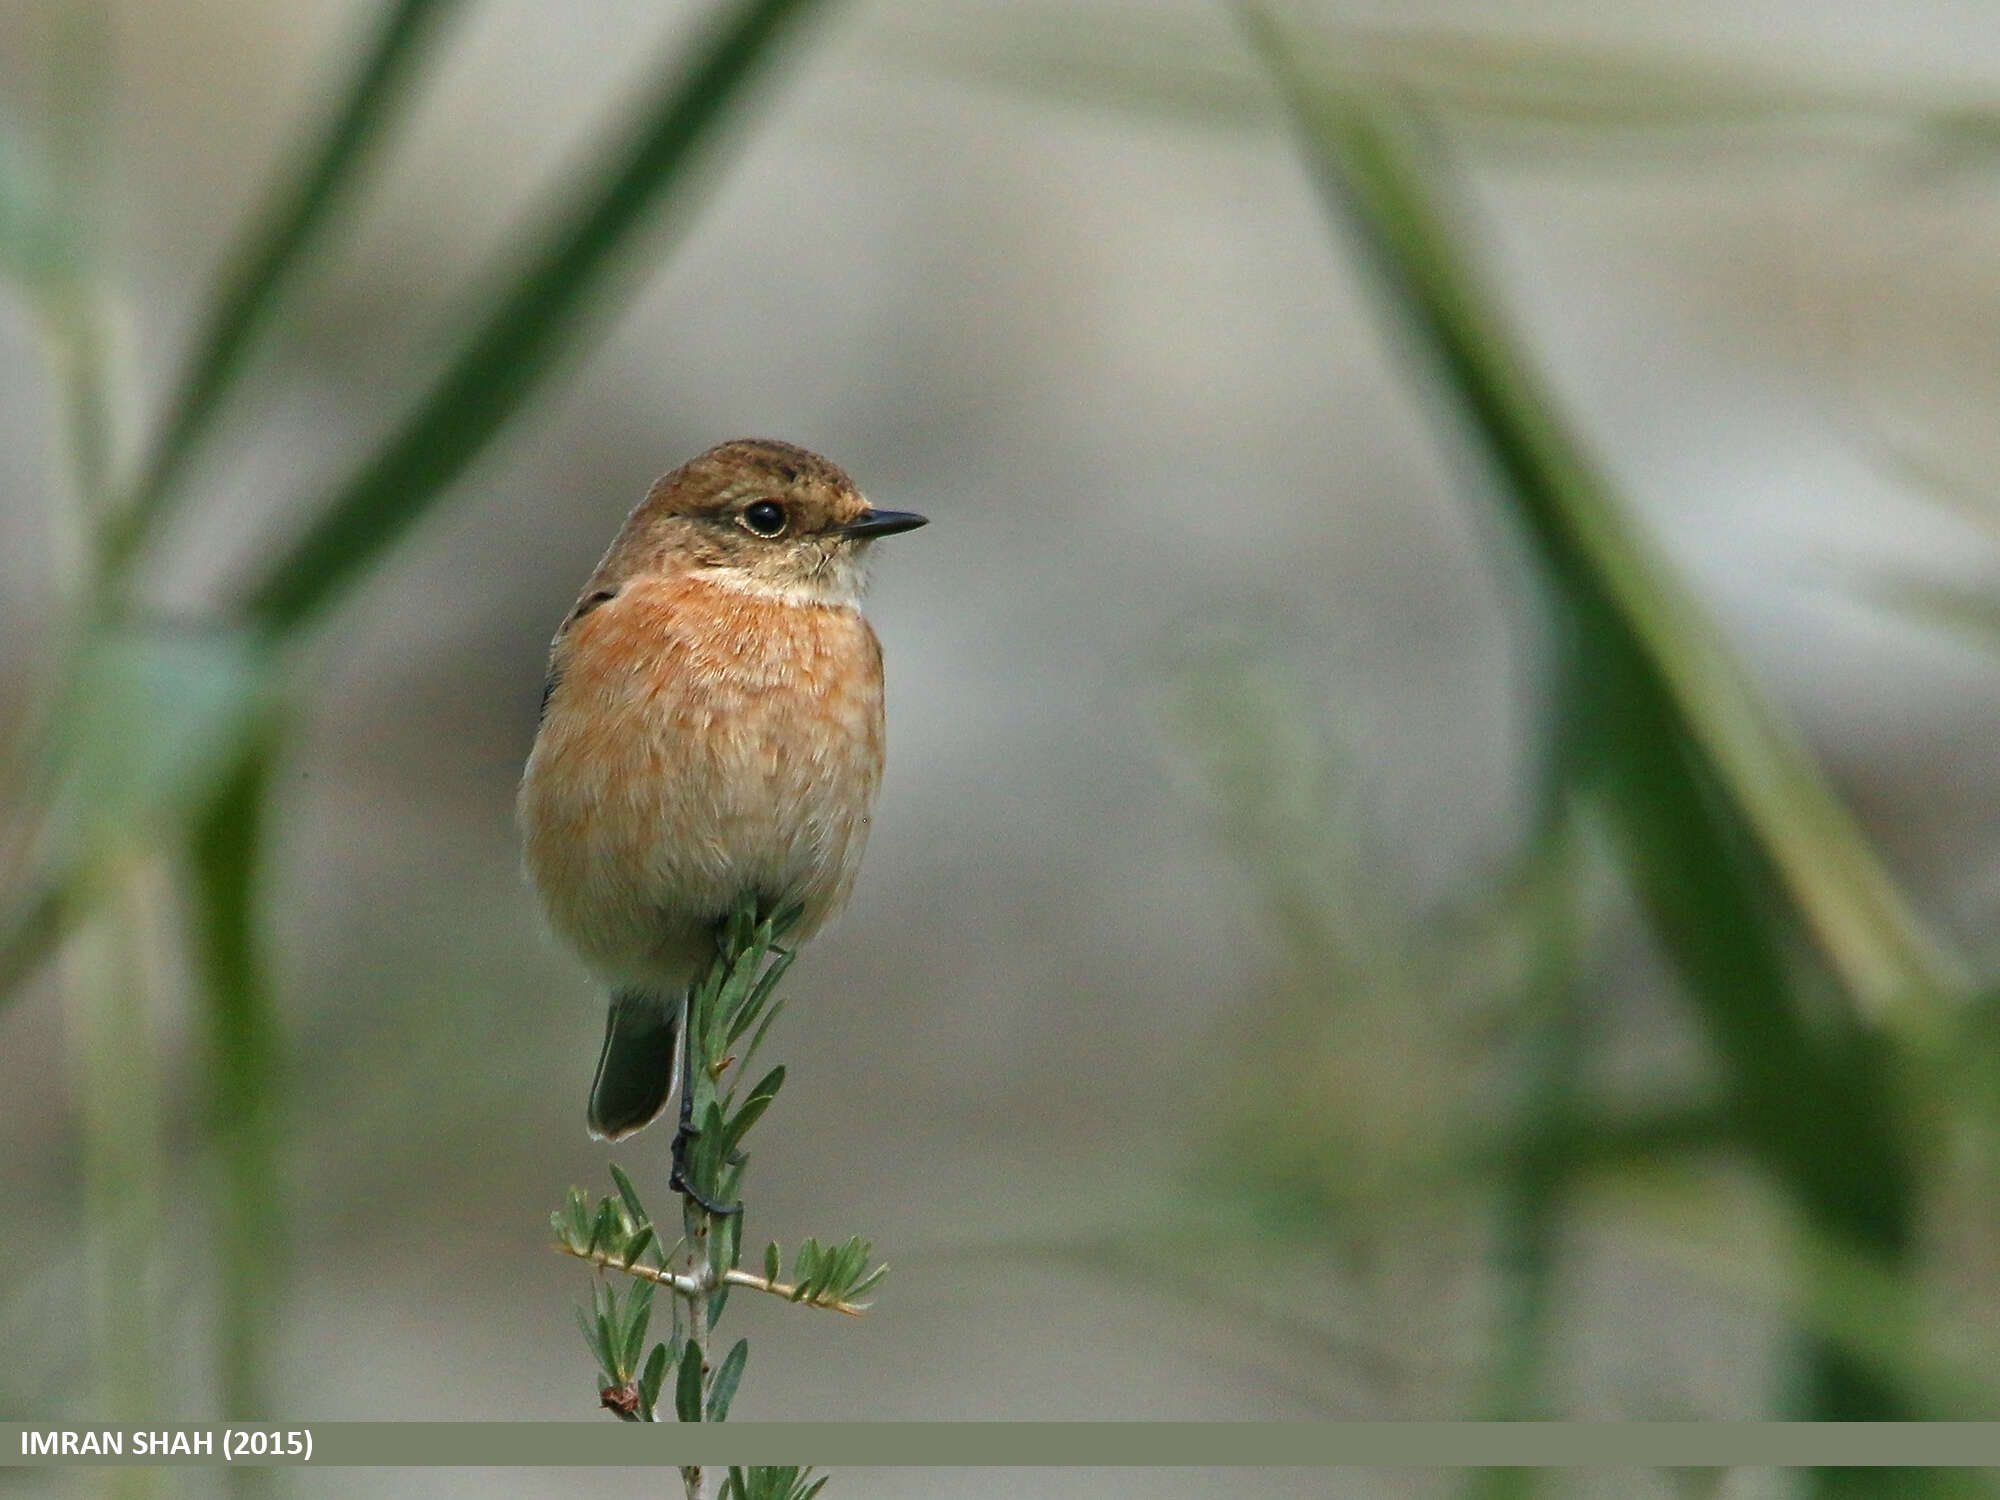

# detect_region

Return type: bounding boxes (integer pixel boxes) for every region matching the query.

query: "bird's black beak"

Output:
[835,508,928,539]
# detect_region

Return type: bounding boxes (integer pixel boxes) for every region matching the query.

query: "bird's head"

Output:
[601,439,927,607]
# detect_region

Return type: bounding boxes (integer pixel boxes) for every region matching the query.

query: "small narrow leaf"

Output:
[623,1279,655,1376]
[706,1337,749,1422]
[740,989,791,1079]
[639,1339,671,1418]
[574,1304,606,1368]
[596,1311,618,1375]
[717,1159,746,1207]
[697,1100,730,1183]
[719,946,759,1015]
[711,1206,740,1278]
[608,1161,648,1225]
[830,1238,867,1290]
[745,1065,786,1108]
[727,947,797,1046]
[721,1093,776,1158]
[763,1241,781,1283]
[586,1198,618,1256]
[622,1224,657,1269]
[674,1338,704,1423]
[689,969,722,1057]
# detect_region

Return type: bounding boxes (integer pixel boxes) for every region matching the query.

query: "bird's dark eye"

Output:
[740,500,788,537]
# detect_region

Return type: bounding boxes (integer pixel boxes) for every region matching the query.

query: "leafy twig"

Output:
[553,892,884,1500]
[554,1243,878,1317]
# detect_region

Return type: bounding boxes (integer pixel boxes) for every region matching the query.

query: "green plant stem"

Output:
[1246,8,1933,1429]
[1241,3,1963,1033]
[63,860,163,1499]
[0,0,117,1006]
[38,278,116,588]
[37,17,167,1478]
[1579,623,1919,1425]
[189,736,284,1435]
[1463,832,1583,1500]
[555,1244,867,1314]
[1479,822,1585,1419]
[1472,848,1576,1500]
[105,0,468,575]
[33,0,116,540]
[682,1184,715,1498]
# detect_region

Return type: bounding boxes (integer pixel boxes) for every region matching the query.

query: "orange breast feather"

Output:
[520,574,885,989]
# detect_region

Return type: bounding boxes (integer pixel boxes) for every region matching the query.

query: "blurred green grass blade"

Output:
[1576,566,1924,1425]
[67,864,165,1454]
[189,734,284,1426]
[891,6,1265,130]
[1572,618,1919,1381]
[0,131,79,285]
[1550,1101,1738,1175]
[108,0,469,571]
[1305,25,2000,130]
[1244,5,1964,1031]
[899,7,2000,140]
[1479,817,1585,1426]
[49,626,276,858]
[27,0,117,524]
[0,625,273,1010]
[242,0,832,636]
[1,90,116,531]
[0,885,70,1007]
[1620,1180,2000,1424]
[1247,8,1930,1419]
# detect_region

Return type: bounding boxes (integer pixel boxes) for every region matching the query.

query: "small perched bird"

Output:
[519,439,926,1144]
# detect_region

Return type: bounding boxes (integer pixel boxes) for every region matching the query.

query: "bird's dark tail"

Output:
[587,990,679,1141]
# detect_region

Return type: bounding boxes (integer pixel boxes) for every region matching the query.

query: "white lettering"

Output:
[59,1432,122,1456]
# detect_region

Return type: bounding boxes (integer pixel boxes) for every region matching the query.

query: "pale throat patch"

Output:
[699,550,869,608]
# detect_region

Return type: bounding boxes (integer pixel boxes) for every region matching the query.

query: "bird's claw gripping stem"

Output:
[671,1060,742,1218]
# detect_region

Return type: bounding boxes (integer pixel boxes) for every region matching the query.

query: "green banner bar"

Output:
[5,1422,2000,1467]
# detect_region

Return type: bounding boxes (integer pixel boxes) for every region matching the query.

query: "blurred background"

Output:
[5,0,2000,1497]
